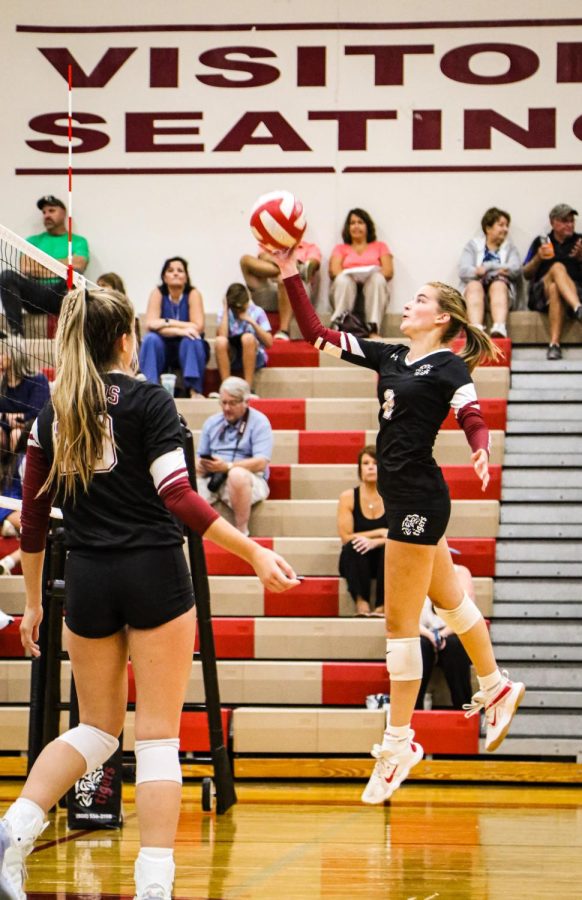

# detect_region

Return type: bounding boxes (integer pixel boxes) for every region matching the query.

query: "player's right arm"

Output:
[151,448,299,592]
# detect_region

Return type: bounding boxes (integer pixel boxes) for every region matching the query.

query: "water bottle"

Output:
[540,234,554,258]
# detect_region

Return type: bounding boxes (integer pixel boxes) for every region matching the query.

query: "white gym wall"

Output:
[1,0,580,313]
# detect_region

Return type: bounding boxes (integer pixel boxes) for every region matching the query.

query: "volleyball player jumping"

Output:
[0,286,299,900]
[275,249,525,804]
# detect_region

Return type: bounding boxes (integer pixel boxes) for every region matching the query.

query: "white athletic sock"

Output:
[382,723,410,747]
[478,669,503,693]
[3,797,46,844]
[5,797,45,825]
[135,847,175,897]
[138,847,174,861]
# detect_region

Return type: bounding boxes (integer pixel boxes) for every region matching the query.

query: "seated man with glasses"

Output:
[195,376,272,535]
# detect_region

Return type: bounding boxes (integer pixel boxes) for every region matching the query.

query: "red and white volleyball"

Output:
[249,190,307,251]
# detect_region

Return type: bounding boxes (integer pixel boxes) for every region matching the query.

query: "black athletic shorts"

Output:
[530,278,582,312]
[64,545,195,638]
[385,493,451,546]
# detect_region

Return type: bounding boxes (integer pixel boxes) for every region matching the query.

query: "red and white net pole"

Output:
[66,63,73,290]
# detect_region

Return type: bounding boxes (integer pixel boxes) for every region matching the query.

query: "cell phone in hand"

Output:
[199,453,214,459]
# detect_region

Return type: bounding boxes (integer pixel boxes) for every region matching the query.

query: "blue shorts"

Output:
[228,334,267,371]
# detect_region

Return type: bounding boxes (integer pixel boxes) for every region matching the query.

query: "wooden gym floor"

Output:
[1,780,581,899]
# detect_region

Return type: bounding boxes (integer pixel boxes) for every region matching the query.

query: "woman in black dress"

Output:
[338,445,387,616]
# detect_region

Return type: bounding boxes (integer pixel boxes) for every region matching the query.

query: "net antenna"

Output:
[67,63,74,291]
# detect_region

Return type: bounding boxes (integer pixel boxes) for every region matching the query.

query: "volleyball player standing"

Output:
[0,286,298,900]
[275,249,525,804]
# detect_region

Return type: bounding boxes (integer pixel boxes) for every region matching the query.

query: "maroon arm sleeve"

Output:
[20,445,54,553]
[160,476,220,535]
[283,274,342,348]
[457,402,490,456]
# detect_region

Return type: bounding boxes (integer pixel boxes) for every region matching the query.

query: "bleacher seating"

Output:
[0,315,513,772]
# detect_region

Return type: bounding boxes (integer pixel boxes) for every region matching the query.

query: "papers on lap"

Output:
[341,265,380,283]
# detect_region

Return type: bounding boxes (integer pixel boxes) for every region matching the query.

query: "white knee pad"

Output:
[57,724,119,775]
[135,738,182,785]
[434,593,482,635]
[386,637,423,681]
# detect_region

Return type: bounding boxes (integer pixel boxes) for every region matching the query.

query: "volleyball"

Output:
[249,190,306,251]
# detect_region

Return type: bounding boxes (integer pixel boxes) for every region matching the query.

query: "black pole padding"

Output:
[66,678,124,829]
[27,526,66,772]
[180,418,237,815]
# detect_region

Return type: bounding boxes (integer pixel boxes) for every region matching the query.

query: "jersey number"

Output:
[55,415,117,475]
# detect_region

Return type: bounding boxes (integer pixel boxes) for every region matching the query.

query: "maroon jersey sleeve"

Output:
[20,424,55,553]
[283,274,385,371]
[150,447,220,535]
[457,402,490,456]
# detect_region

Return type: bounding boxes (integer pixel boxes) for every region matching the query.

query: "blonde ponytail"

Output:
[43,286,134,499]
[428,281,503,372]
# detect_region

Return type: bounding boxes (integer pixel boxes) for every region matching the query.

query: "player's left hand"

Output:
[471,448,490,492]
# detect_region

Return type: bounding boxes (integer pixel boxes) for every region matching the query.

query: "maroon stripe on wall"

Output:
[15,19,582,34]
[14,164,582,176]
[344,164,582,173]
[15,167,336,176]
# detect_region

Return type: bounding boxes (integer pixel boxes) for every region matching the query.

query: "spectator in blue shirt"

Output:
[0,336,50,452]
[196,377,272,535]
[215,283,273,395]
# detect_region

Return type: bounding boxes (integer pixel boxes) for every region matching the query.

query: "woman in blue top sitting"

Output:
[0,337,50,453]
[139,256,210,398]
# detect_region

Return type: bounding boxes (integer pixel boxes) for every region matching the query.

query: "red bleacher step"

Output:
[411,709,480,754]
[249,399,306,429]
[0,617,24,657]
[203,538,273,575]
[0,538,22,574]
[265,578,340,616]
[322,662,389,705]
[180,709,232,752]
[268,465,291,500]
[444,465,501,500]
[451,336,511,367]
[195,618,254,659]
[267,341,319,367]
[446,538,495,576]
[299,431,367,464]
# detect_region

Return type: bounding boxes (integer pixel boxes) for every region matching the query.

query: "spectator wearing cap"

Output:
[0,196,89,335]
[523,203,582,359]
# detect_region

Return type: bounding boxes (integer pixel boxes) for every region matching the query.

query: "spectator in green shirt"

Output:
[0,196,89,335]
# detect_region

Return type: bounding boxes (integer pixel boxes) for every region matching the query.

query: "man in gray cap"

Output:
[523,203,582,359]
[0,196,89,334]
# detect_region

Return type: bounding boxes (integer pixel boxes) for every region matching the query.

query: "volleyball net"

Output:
[0,224,95,529]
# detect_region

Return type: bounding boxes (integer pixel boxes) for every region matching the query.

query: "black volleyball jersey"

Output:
[32,372,185,550]
[283,273,489,504]
[334,339,478,500]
